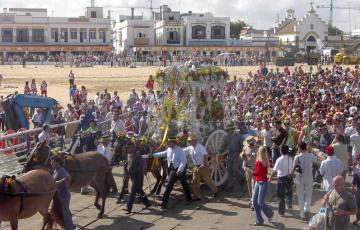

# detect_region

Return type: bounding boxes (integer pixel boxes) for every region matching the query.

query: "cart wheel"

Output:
[205,130,228,186]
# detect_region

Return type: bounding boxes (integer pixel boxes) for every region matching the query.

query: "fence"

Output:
[0,109,143,175]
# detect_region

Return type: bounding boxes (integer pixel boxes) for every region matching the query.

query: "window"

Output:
[119,31,122,46]
[169,16,174,20]
[310,24,314,30]
[211,26,225,39]
[137,32,146,38]
[32,29,44,42]
[91,11,97,18]
[307,35,316,42]
[1,29,13,42]
[192,25,206,39]
[16,28,29,42]
[90,31,96,39]
[99,31,106,43]
[70,31,77,39]
[167,31,180,44]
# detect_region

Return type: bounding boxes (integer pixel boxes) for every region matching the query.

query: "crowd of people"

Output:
[3,60,360,228]
[220,63,360,228]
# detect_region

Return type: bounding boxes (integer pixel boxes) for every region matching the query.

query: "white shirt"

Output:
[345,126,357,137]
[63,109,70,122]
[153,145,187,172]
[110,119,126,133]
[273,155,293,177]
[38,130,50,144]
[319,156,343,192]
[97,144,114,163]
[32,112,42,123]
[293,152,316,184]
[94,95,100,107]
[261,129,272,147]
[350,133,360,157]
[183,143,207,166]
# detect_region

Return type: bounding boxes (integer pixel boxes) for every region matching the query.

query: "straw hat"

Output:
[98,135,110,143]
[226,123,236,130]
[167,135,177,142]
[187,133,198,141]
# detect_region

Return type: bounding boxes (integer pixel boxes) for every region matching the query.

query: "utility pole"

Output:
[149,0,153,20]
[329,0,334,28]
[91,0,95,7]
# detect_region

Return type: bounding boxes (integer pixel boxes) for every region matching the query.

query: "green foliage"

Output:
[230,19,251,39]
[328,25,343,36]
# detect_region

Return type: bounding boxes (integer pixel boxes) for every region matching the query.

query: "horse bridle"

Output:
[0,175,57,215]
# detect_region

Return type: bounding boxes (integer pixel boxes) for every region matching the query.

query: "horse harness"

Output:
[0,175,57,215]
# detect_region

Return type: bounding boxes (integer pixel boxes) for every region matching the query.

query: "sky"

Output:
[1,0,360,33]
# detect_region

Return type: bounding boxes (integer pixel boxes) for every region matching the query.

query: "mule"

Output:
[23,145,110,218]
[0,169,63,230]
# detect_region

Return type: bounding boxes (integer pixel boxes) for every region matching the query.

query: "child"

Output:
[24,81,31,95]
[69,84,75,101]
[40,80,47,97]
[31,79,37,95]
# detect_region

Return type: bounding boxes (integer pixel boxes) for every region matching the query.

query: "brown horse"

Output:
[0,169,63,230]
[23,145,110,218]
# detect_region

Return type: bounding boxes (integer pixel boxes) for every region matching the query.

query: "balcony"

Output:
[167,40,181,44]
[134,37,149,46]
[188,40,227,46]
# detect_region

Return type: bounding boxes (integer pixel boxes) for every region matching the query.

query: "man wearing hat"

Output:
[183,133,218,201]
[319,146,343,192]
[97,135,118,194]
[318,123,333,152]
[240,136,259,207]
[153,135,192,209]
[38,124,51,146]
[123,140,151,213]
[220,123,244,190]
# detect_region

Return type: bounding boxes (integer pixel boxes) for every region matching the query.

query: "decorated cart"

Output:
[147,65,231,186]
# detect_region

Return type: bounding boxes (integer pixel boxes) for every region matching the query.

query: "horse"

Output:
[0,169,63,230]
[23,144,110,218]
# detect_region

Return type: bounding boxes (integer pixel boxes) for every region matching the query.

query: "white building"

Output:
[113,19,155,55]
[0,6,112,56]
[182,12,230,47]
[273,6,329,51]
[154,5,184,46]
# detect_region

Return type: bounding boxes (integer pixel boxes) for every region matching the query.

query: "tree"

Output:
[328,25,344,36]
[230,20,251,39]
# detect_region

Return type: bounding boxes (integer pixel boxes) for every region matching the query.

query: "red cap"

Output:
[324,146,334,154]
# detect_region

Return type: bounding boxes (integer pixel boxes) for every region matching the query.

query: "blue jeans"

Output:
[271,148,280,165]
[59,192,74,230]
[356,189,360,219]
[253,181,274,225]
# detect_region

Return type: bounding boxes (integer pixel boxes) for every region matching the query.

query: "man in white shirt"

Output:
[97,135,117,194]
[183,134,218,201]
[291,141,316,220]
[38,124,50,145]
[259,121,272,163]
[32,108,43,127]
[350,125,360,171]
[319,146,343,192]
[153,136,192,209]
[269,145,293,215]
[110,113,126,134]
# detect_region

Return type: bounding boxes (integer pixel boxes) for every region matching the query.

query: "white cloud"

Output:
[1,0,359,33]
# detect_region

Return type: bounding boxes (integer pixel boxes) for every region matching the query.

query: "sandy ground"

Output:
[0,64,266,107]
[0,64,353,108]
